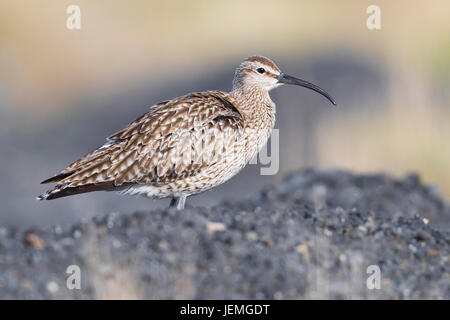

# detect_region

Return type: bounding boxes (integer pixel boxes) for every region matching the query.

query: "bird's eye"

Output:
[257,67,265,74]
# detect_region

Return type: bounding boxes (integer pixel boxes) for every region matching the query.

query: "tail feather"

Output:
[40,172,76,184]
[37,181,117,200]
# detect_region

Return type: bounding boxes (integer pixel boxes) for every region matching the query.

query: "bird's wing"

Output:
[40,91,244,198]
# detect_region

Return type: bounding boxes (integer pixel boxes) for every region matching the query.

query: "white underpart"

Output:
[119,184,166,199]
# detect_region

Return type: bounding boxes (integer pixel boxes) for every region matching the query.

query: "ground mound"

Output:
[0,169,449,299]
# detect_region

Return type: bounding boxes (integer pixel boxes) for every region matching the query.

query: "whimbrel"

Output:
[38,56,336,210]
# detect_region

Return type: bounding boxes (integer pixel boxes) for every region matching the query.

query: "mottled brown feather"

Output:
[44,181,118,200]
[39,91,244,199]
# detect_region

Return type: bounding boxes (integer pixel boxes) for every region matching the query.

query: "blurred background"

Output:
[0,0,448,228]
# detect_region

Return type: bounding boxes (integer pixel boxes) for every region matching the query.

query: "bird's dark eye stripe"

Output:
[257,68,265,74]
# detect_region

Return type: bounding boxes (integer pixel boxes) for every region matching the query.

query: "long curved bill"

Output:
[277,73,337,106]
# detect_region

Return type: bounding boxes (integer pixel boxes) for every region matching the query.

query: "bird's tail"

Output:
[37,181,116,201]
[36,185,66,200]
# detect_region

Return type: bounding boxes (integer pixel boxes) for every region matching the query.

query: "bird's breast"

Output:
[228,104,276,169]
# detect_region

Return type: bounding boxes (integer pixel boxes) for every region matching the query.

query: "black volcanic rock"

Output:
[0,169,449,299]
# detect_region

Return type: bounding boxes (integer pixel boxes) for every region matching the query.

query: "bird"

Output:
[38,55,336,210]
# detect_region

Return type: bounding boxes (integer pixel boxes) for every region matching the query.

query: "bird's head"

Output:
[232,55,336,106]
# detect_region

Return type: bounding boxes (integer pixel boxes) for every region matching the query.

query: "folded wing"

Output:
[38,91,244,200]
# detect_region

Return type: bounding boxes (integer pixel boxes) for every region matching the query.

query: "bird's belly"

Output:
[119,161,243,199]
[121,127,271,199]
[185,127,271,193]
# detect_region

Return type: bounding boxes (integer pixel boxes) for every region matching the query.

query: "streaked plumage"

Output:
[38,56,336,209]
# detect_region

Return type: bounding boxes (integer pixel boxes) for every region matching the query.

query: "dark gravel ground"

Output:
[0,169,449,299]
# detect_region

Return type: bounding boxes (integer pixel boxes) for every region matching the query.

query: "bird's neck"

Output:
[230,86,276,129]
[231,85,276,164]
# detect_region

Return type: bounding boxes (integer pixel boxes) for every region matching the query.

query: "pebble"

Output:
[46,281,59,294]
[206,221,226,234]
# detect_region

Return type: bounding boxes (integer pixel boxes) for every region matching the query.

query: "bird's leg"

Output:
[168,195,187,210]
[169,197,177,208]
[176,194,187,210]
